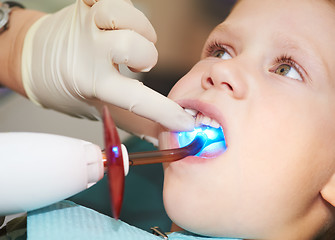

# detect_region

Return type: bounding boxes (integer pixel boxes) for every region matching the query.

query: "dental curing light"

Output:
[103,106,209,219]
[103,106,227,219]
[0,111,225,217]
[124,126,227,166]
[178,125,227,156]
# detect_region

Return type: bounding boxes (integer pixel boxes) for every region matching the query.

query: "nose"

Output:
[201,59,248,99]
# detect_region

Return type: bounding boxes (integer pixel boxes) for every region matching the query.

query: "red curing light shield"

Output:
[103,106,124,219]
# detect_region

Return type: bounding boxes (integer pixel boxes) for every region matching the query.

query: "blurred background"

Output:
[0,0,235,233]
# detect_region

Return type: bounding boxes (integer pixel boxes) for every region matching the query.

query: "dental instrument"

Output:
[102,133,208,167]
[0,130,205,217]
[0,107,225,219]
[102,133,207,219]
[178,125,227,156]
[102,106,226,219]
[104,128,226,218]
[0,132,104,215]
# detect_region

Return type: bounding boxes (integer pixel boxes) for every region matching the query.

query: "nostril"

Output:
[222,82,233,91]
[206,77,214,86]
[205,77,234,91]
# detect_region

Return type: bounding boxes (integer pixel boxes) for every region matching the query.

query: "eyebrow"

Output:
[270,32,328,82]
[212,23,240,41]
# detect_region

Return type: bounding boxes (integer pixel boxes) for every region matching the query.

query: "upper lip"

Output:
[177,98,228,141]
[178,99,225,124]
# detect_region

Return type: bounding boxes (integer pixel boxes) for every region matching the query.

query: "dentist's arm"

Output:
[0,4,43,96]
[0,0,195,134]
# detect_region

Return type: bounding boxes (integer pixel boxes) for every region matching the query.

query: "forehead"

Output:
[226,0,335,40]
[231,0,335,19]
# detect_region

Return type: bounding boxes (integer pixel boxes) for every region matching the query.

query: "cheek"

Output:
[167,66,205,100]
[168,79,196,101]
[238,101,335,208]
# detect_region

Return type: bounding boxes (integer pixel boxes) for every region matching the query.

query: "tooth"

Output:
[195,113,203,127]
[209,119,220,128]
[202,116,211,126]
[194,112,222,129]
[195,117,201,127]
[184,108,198,117]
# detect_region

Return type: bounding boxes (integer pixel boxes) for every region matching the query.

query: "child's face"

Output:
[159,0,335,238]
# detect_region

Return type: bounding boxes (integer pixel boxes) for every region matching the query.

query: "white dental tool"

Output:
[0,131,208,216]
[0,108,225,217]
[0,132,104,215]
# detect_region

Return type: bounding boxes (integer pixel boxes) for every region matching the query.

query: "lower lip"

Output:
[177,142,226,164]
[198,142,226,158]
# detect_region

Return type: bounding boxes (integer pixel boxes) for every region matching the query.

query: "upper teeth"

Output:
[184,108,220,128]
[184,108,198,117]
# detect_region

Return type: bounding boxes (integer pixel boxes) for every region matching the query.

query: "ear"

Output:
[321,173,335,207]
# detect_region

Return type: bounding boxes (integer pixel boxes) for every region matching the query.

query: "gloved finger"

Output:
[98,29,158,72]
[82,0,97,7]
[83,0,134,7]
[91,102,160,146]
[94,75,195,131]
[121,0,134,6]
[92,0,157,43]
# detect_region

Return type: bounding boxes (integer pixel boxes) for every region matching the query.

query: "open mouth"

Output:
[178,109,227,158]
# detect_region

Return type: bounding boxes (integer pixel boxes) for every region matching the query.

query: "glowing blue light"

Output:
[178,126,227,156]
[203,128,218,140]
[112,146,119,157]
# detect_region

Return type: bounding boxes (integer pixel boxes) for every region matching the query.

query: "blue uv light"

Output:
[112,146,120,157]
[178,126,227,156]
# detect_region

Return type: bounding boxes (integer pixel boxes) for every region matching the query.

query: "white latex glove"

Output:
[21,0,195,131]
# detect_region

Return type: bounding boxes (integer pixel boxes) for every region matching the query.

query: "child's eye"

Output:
[272,55,303,81]
[274,64,302,81]
[212,49,232,60]
[205,41,232,60]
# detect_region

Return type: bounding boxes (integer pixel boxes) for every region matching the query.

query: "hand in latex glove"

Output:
[21,0,194,131]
